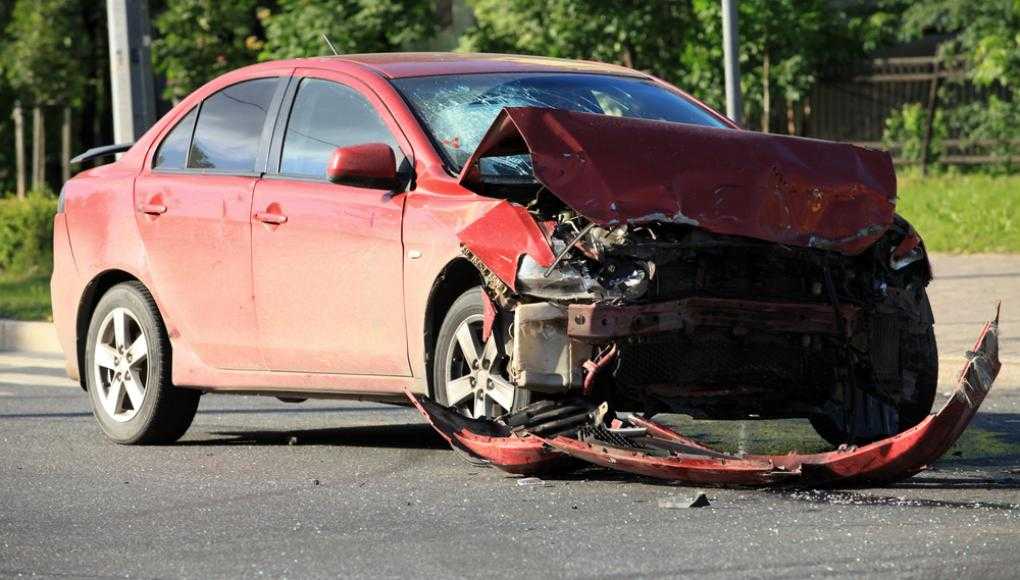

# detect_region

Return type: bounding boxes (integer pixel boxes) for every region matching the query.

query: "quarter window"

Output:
[188,77,278,172]
[153,107,197,169]
[280,78,402,179]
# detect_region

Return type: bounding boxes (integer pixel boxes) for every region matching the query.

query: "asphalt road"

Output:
[2,253,1019,579]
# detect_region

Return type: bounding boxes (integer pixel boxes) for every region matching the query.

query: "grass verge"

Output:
[0,270,52,321]
[897,172,1020,253]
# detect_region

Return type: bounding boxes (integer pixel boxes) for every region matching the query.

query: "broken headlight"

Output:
[598,261,649,301]
[517,255,597,301]
[517,255,650,302]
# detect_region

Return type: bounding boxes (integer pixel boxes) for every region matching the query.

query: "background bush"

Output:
[882,103,947,165]
[0,192,57,274]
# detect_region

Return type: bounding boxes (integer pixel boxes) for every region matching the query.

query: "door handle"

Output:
[255,211,288,225]
[138,203,167,215]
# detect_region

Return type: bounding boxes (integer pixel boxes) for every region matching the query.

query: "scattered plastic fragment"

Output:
[516,477,551,487]
[658,492,711,509]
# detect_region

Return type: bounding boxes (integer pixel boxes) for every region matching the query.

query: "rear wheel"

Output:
[85,282,199,444]
[432,287,528,419]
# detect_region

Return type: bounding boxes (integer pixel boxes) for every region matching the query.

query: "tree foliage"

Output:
[902,1,1020,170]
[2,0,88,107]
[258,0,436,60]
[151,0,265,101]
[460,0,903,131]
[903,0,1020,88]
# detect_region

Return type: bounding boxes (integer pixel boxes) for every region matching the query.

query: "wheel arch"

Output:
[75,269,146,390]
[422,258,483,397]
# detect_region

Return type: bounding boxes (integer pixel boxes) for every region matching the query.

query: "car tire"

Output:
[811,290,938,446]
[85,281,199,444]
[432,286,527,419]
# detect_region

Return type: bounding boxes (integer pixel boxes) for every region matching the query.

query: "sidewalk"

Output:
[0,319,61,353]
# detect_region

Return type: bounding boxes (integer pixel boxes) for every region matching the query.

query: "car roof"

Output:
[241,52,650,80]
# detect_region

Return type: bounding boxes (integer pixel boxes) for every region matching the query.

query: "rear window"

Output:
[188,78,278,172]
[153,108,197,170]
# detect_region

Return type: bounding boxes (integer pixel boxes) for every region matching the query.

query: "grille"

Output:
[613,332,806,390]
[576,424,642,449]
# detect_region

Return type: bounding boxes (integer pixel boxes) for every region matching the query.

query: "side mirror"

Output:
[326,143,398,189]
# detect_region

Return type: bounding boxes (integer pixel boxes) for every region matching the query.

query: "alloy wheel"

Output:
[92,307,150,422]
[443,314,521,418]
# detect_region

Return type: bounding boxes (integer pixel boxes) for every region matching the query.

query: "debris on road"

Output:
[410,311,1001,488]
[658,492,711,509]
[516,477,551,487]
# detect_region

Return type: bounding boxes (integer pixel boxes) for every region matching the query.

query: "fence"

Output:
[805,55,1016,169]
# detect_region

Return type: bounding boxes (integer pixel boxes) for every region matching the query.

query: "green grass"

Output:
[897,172,1020,253]
[0,270,52,321]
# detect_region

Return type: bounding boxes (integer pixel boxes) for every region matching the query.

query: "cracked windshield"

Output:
[394,73,727,177]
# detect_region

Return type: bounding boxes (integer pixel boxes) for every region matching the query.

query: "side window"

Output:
[189,77,278,172]
[280,78,403,179]
[153,107,197,169]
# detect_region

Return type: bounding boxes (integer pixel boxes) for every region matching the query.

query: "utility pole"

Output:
[721,0,743,126]
[106,0,156,143]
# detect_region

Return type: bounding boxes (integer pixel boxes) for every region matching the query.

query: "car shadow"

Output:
[183,422,450,450]
[0,405,403,420]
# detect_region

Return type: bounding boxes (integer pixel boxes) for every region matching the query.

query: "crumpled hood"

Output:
[459,107,897,255]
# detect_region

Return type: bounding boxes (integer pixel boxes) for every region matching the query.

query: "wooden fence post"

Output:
[920,58,942,176]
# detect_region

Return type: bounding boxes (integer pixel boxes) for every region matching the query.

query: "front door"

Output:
[251,72,410,376]
[135,77,282,369]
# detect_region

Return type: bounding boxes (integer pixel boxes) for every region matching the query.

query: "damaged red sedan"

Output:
[54,53,999,485]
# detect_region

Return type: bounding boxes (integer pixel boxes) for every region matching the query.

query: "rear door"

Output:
[251,70,411,375]
[135,76,286,370]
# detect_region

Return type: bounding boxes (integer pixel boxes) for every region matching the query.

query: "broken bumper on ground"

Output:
[409,312,1000,487]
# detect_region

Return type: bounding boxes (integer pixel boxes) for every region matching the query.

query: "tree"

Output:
[0,0,19,196]
[461,0,903,133]
[2,0,87,193]
[903,0,1020,88]
[258,0,436,60]
[902,1,1020,170]
[460,1,700,84]
[151,0,266,103]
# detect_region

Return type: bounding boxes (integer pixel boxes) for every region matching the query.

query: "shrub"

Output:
[882,102,947,165]
[0,192,58,275]
[946,96,1020,174]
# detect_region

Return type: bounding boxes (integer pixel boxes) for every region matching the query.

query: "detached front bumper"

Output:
[410,310,1001,487]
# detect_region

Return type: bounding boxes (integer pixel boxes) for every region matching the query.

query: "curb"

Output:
[0,319,62,353]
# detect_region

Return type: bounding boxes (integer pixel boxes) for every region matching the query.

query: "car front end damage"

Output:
[420,107,1002,486]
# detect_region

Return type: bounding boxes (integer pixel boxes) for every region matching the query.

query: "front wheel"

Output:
[811,290,938,446]
[432,287,528,419]
[85,281,199,444]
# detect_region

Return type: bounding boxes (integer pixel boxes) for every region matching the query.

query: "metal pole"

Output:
[107,0,156,143]
[721,0,743,126]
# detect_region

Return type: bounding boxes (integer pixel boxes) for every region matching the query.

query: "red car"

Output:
[54,53,952,460]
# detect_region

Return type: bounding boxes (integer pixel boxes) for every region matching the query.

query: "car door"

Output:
[251,70,411,375]
[135,76,285,370]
